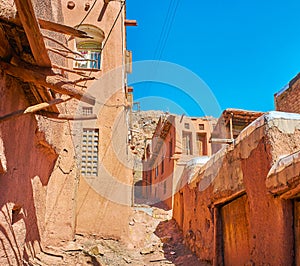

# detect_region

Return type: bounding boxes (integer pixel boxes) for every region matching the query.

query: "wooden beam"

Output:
[0,14,92,40]
[38,111,97,120]
[0,61,96,105]
[14,0,51,67]
[52,64,90,77]
[24,98,64,113]
[0,98,64,123]
[38,19,93,39]
[125,19,137,26]
[0,25,12,60]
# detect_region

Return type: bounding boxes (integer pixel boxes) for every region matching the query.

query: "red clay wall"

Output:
[61,0,134,240]
[173,114,300,265]
[0,1,81,264]
[0,71,78,264]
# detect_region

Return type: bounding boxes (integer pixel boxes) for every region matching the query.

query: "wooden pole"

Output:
[0,25,12,60]
[38,111,97,120]
[14,0,51,67]
[0,61,96,105]
[38,19,93,39]
[125,20,138,26]
[0,98,64,123]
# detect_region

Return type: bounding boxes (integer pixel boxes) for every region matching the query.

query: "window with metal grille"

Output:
[82,107,93,116]
[81,129,99,176]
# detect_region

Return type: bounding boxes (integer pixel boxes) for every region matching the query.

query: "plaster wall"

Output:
[61,0,133,239]
[173,113,300,264]
[0,73,77,264]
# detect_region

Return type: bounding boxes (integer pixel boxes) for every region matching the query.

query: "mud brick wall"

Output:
[275,74,300,113]
[173,113,300,265]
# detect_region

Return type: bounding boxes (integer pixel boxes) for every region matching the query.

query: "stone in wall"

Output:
[130,110,164,159]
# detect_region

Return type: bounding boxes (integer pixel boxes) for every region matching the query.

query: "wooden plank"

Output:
[0,98,64,123]
[38,19,93,39]
[24,98,64,113]
[38,111,97,120]
[14,0,51,67]
[125,19,137,26]
[0,14,92,39]
[0,61,95,105]
[0,25,12,60]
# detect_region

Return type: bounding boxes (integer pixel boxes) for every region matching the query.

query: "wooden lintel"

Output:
[14,0,51,67]
[125,19,137,26]
[38,19,93,39]
[0,98,64,123]
[0,61,96,105]
[38,111,97,120]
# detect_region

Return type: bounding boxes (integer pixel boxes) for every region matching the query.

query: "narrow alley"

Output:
[42,205,207,266]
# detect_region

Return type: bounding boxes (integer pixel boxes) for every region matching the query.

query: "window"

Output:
[169,139,173,161]
[197,133,207,156]
[82,107,93,116]
[199,124,205,130]
[155,164,159,178]
[164,181,167,194]
[75,42,102,69]
[81,129,99,176]
[74,24,105,70]
[182,131,193,155]
[161,155,164,174]
[184,123,190,129]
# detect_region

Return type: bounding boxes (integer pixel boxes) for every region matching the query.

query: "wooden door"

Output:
[221,195,250,265]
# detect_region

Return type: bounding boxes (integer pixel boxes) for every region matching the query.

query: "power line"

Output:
[153,0,181,60]
[145,0,181,96]
[156,0,180,61]
[101,1,125,52]
[153,0,176,59]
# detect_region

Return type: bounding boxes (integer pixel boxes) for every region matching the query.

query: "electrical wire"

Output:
[146,0,181,95]
[76,0,98,28]
[153,0,176,60]
[101,1,125,52]
[153,0,181,61]
[156,0,180,61]
[82,1,126,88]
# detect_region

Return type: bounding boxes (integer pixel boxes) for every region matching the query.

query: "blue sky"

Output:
[126,0,300,117]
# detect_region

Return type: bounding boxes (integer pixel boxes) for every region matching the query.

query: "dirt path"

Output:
[28,205,209,266]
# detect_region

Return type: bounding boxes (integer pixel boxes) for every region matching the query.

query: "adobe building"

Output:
[61,0,134,240]
[275,72,300,113]
[172,111,300,265]
[142,114,215,210]
[211,108,263,154]
[0,0,134,264]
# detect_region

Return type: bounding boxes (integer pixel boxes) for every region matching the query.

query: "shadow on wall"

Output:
[0,115,58,265]
[133,182,172,211]
[134,180,145,205]
[154,219,210,266]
